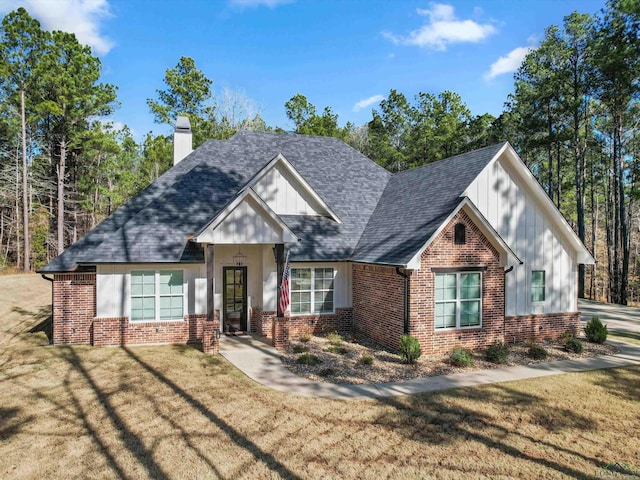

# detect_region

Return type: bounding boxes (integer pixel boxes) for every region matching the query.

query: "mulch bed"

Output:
[280,333,620,385]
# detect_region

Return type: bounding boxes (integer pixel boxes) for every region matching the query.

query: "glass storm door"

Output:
[223,266,247,333]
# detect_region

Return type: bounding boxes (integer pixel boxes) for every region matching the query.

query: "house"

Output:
[39,117,595,355]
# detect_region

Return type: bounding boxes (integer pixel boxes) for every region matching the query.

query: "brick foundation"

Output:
[255,308,353,345]
[53,273,96,345]
[272,316,290,349]
[505,312,580,343]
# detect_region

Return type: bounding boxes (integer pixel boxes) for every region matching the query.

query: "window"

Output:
[435,272,481,329]
[531,270,546,303]
[290,267,334,314]
[454,223,466,245]
[131,270,184,321]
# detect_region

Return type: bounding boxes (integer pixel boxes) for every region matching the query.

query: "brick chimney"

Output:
[173,116,193,165]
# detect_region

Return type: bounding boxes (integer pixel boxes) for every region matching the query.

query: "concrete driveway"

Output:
[579,299,640,334]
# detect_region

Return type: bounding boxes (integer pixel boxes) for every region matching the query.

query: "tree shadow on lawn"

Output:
[591,365,640,400]
[371,383,600,478]
[122,347,301,480]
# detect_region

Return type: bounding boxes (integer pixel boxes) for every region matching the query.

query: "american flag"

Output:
[279,251,290,314]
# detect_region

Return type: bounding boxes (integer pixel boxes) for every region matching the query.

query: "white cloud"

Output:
[1,0,114,55]
[228,0,294,8]
[353,94,384,112]
[383,3,496,51]
[484,46,535,80]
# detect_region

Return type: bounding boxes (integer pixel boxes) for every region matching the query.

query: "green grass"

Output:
[1,274,640,479]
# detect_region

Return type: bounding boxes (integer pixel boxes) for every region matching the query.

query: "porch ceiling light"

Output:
[233,250,247,266]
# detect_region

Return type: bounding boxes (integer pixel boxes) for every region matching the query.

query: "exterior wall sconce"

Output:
[233,250,247,266]
[215,328,221,339]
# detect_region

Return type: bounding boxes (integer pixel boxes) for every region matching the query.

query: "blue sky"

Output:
[3,0,607,140]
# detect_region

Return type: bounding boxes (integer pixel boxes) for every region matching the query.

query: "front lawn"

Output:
[1,274,639,479]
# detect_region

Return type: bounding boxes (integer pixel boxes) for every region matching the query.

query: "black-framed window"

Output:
[454,223,466,245]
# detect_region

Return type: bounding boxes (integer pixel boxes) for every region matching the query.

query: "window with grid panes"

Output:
[130,270,184,321]
[290,267,334,314]
[434,272,481,329]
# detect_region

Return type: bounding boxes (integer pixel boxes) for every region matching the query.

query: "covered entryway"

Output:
[223,266,247,334]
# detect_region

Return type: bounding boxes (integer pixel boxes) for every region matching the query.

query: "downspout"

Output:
[395,267,410,335]
[503,266,514,342]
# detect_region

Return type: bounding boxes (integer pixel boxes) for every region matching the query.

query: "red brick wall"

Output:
[505,312,580,343]
[257,308,353,342]
[352,264,406,352]
[91,314,214,346]
[411,210,505,354]
[52,274,96,345]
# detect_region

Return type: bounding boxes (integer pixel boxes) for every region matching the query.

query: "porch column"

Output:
[274,243,285,318]
[203,243,219,354]
[206,244,215,321]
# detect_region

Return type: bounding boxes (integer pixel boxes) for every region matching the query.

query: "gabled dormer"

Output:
[250,153,341,222]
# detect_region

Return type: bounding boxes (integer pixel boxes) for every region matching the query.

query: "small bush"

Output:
[327,332,343,346]
[484,341,510,364]
[565,337,584,353]
[297,353,322,366]
[291,344,309,354]
[299,333,312,343]
[584,317,608,344]
[527,345,548,360]
[399,335,422,364]
[559,330,575,343]
[450,347,473,367]
[318,367,336,377]
[325,345,348,355]
[359,353,375,366]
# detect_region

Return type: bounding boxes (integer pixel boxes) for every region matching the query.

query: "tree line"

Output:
[1,1,639,305]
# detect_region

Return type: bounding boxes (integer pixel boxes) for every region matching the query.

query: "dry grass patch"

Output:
[1,274,639,479]
[281,333,619,384]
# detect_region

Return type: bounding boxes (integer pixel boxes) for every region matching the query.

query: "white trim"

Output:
[464,143,595,265]
[193,188,299,244]
[406,197,522,270]
[129,268,185,323]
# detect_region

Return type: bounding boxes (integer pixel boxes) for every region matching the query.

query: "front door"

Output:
[223,266,247,334]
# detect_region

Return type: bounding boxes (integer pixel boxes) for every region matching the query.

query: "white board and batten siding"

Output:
[465,154,578,316]
[253,162,326,216]
[208,195,286,244]
[96,263,207,318]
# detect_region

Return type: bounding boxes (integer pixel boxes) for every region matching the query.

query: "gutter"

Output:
[41,274,54,282]
[395,267,410,335]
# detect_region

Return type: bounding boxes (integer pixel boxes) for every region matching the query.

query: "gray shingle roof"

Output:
[352,143,506,265]
[40,131,392,272]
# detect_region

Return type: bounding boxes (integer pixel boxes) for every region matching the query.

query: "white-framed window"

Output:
[435,272,482,329]
[531,270,546,303]
[130,269,184,322]
[290,267,334,314]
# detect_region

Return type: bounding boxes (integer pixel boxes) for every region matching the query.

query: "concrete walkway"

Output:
[219,334,640,400]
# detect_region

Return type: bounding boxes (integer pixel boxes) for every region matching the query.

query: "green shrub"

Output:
[359,353,375,366]
[318,367,336,377]
[324,345,348,355]
[299,333,312,343]
[559,330,575,343]
[297,353,322,366]
[399,335,422,364]
[327,332,343,346]
[565,337,584,353]
[450,347,473,367]
[527,345,548,360]
[584,317,608,344]
[292,344,309,354]
[484,341,510,364]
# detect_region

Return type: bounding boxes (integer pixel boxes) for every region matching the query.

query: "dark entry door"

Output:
[223,266,247,333]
